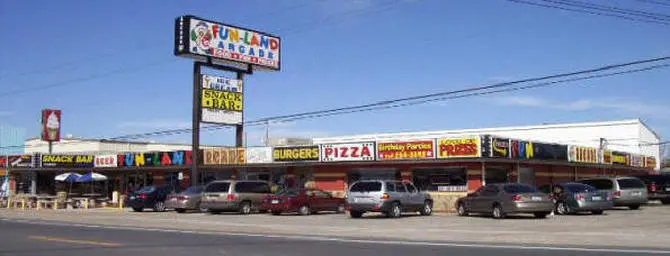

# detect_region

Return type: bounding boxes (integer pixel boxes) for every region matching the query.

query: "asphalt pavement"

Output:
[1,219,669,256]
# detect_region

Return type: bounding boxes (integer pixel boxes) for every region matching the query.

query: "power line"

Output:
[507,0,670,26]
[634,0,670,8]
[546,0,670,21]
[4,56,667,149]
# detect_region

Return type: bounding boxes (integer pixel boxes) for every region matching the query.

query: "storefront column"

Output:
[481,162,487,186]
[30,170,37,195]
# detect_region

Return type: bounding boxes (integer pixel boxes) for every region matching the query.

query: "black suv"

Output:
[634,174,670,205]
[125,185,181,212]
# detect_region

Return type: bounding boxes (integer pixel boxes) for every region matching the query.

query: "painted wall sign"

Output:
[602,151,612,165]
[568,146,599,164]
[611,151,629,165]
[117,151,193,167]
[8,155,34,168]
[94,155,118,168]
[41,109,61,142]
[511,140,568,161]
[629,154,644,168]
[41,155,94,168]
[436,137,480,158]
[201,75,243,125]
[246,147,273,164]
[490,137,511,158]
[377,140,435,160]
[645,156,657,169]
[320,142,375,162]
[174,15,281,71]
[204,148,245,165]
[273,146,319,162]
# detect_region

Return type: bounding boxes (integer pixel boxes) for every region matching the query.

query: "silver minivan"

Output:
[579,177,648,210]
[346,180,432,218]
[200,180,271,214]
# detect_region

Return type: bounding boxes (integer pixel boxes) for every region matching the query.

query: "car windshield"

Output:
[184,186,203,194]
[503,184,537,193]
[580,179,614,190]
[618,179,646,189]
[204,182,231,193]
[350,181,382,192]
[135,186,156,193]
[276,189,300,197]
[564,183,596,193]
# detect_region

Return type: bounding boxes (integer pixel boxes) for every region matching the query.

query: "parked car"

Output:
[346,180,433,218]
[578,177,648,210]
[539,182,613,215]
[456,183,554,219]
[633,174,670,205]
[263,188,346,215]
[165,185,204,213]
[200,180,271,214]
[125,185,180,212]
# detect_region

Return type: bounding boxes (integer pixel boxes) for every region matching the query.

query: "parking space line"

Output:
[27,235,121,247]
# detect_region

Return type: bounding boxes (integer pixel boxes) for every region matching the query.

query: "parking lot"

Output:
[2,202,670,249]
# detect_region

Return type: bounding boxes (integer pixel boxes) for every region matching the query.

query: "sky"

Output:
[0,0,669,150]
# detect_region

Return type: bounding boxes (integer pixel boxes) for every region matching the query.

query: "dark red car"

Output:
[263,188,345,215]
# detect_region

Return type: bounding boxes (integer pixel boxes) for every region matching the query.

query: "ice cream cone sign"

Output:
[41,109,61,142]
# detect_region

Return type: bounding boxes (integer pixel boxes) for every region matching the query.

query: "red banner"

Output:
[377,140,435,160]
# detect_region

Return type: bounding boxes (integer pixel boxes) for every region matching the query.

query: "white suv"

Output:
[346,180,433,218]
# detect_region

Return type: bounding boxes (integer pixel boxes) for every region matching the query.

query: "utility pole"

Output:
[264,120,269,147]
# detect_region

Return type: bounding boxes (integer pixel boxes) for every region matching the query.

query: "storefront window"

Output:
[412,167,467,192]
[485,168,509,185]
[348,168,399,185]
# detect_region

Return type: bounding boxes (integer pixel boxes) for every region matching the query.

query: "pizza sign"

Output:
[320,142,375,162]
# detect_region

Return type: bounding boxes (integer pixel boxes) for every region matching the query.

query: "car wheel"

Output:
[271,211,282,216]
[492,204,505,219]
[457,203,468,216]
[662,199,670,205]
[175,208,186,213]
[534,212,550,219]
[350,210,364,218]
[556,202,570,215]
[132,207,143,212]
[629,204,641,210]
[298,205,311,216]
[388,202,402,218]
[591,210,604,215]
[153,201,166,212]
[198,205,208,213]
[420,200,433,216]
[240,202,252,214]
[336,204,345,214]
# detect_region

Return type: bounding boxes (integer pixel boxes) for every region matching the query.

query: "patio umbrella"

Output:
[55,172,82,197]
[77,172,108,195]
[76,172,107,182]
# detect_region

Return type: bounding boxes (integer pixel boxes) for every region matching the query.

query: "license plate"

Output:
[632,192,642,196]
[531,196,542,201]
[665,188,670,192]
[271,200,279,204]
[592,196,602,201]
[354,198,359,203]
[129,196,135,200]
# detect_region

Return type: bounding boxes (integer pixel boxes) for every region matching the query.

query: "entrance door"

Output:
[518,168,536,186]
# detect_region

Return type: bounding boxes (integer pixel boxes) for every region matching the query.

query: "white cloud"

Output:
[494,96,670,119]
[117,119,191,129]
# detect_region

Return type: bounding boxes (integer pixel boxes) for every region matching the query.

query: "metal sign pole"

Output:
[191,62,202,187]
[235,71,245,148]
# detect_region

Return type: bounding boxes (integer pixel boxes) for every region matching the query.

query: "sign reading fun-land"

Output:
[174,15,280,71]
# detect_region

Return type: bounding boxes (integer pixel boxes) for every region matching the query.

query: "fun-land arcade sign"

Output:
[174,15,280,186]
[174,15,280,71]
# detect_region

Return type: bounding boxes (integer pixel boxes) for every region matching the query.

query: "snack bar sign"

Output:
[377,140,435,160]
[320,142,375,162]
[201,75,243,125]
[174,15,281,71]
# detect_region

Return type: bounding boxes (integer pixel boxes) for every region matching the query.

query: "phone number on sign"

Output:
[379,151,432,160]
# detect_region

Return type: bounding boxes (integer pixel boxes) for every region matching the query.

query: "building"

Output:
[0,124,26,155]
[4,119,661,211]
